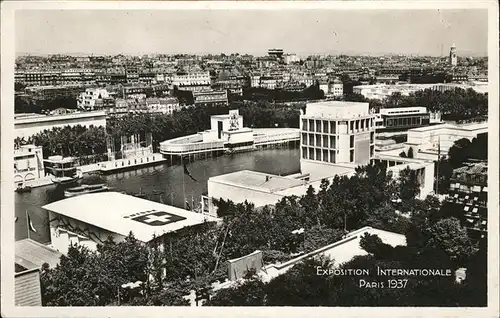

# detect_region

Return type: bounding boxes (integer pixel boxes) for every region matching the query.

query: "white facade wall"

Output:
[207,180,283,208]
[15,112,107,139]
[14,145,44,184]
[49,211,126,255]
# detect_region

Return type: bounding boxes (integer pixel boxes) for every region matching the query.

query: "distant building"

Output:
[77,88,112,111]
[193,89,228,107]
[284,54,300,64]
[329,79,343,97]
[268,48,284,60]
[449,43,458,67]
[374,107,442,133]
[145,97,180,115]
[446,161,487,242]
[171,72,211,92]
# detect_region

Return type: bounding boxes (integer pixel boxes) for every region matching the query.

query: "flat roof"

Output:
[43,192,220,242]
[409,122,488,132]
[15,238,63,270]
[210,170,304,193]
[307,101,368,108]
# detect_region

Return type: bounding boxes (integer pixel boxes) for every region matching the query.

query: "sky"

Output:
[15,9,488,57]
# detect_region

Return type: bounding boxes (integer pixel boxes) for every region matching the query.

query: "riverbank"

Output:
[19,153,167,190]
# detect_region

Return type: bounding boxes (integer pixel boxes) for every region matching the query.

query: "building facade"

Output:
[374,107,442,133]
[300,101,376,166]
[77,88,111,111]
[446,161,487,242]
[193,90,228,107]
[14,145,45,186]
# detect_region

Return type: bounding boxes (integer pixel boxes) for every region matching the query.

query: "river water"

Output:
[15,148,300,244]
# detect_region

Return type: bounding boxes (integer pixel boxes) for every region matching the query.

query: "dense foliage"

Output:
[15,95,78,113]
[344,87,487,121]
[15,125,107,159]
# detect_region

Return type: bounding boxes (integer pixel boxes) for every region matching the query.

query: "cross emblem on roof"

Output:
[130,211,186,226]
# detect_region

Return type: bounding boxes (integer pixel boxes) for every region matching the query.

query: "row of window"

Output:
[302,118,374,134]
[302,146,375,163]
[384,116,429,127]
[302,134,337,148]
[302,147,338,163]
[301,133,375,148]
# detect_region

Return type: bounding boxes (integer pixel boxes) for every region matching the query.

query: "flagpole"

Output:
[26,210,31,240]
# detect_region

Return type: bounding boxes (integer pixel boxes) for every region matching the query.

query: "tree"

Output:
[398,167,421,202]
[265,256,334,306]
[425,218,478,265]
[40,233,154,306]
[205,278,266,306]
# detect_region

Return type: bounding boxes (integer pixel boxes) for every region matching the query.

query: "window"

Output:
[309,119,315,132]
[302,119,308,131]
[370,145,374,157]
[323,150,328,162]
[316,148,321,161]
[316,120,322,133]
[360,119,365,129]
[302,147,307,159]
[323,135,328,148]
[309,148,314,160]
[355,120,359,130]
[330,121,336,134]
[370,132,374,143]
[316,135,321,147]
[350,150,354,162]
[302,133,308,145]
[330,150,335,163]
[323,121,329,134]
[350,121,354,131]
[350,135,354,148]
[309,134,315,146]
[330,136,336,148]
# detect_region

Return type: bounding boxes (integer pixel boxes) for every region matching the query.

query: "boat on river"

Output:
[15,184,32,193]
[44,156,83,185]
[64,184,110,198]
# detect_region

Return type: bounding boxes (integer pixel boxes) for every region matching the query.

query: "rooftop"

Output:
[258,226,406,283]
[209,170,304,193]
[43,192,220,242]
[15,238,63,270]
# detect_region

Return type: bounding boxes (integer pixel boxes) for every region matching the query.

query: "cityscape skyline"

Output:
[15,9,488,57]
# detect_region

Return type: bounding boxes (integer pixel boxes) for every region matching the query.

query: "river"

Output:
[15,148,300,244]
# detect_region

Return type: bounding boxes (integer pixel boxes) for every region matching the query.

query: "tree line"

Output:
[344,87,487,121]
[15,102,301,160]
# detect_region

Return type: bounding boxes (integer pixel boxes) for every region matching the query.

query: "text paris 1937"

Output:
[359,279,409,289]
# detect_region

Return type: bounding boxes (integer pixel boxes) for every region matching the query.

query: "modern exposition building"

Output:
[43,192,220,255]
[203,101,436,216]
[159,109,300,158]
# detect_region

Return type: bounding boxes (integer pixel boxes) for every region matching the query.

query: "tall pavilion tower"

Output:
[449,43,458,67]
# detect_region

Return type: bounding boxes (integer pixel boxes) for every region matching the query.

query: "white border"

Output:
[1,1,499,318]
